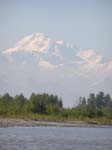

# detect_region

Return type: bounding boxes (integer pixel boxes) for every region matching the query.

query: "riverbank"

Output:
[0,118,112,128]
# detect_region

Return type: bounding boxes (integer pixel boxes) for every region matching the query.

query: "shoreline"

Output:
[0,118,112,128]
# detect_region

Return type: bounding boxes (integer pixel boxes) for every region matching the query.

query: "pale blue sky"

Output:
[0,0,112,57]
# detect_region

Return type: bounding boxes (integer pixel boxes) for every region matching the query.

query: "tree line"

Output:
[0,93,62,116]
[76,91,112,118]
[0,91,112,120]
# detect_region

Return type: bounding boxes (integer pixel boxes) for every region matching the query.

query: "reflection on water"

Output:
[0,126,112,150]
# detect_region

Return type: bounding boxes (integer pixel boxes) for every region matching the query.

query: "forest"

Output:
[0,92,112,122]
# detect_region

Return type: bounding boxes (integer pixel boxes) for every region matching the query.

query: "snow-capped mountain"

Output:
[0,33,112,106]
[2,33,78,68]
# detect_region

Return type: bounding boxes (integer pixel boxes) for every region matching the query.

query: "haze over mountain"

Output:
[0,33,112,107]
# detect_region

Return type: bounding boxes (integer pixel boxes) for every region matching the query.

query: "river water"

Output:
[0,126,112,150]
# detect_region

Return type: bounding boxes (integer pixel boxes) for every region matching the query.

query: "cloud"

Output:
[76,49,103,63]
[56,40,64,45]
[76,49,112,75]
[38,59,59,71]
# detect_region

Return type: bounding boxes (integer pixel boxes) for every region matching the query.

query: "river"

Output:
[0,126,112,150]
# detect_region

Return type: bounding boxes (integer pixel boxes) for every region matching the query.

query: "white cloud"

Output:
[76,49,102,62]
[56,40,64,45]
[38,59,59,71]
[76,49,112,74]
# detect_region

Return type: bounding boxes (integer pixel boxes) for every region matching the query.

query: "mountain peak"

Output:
[2,33,52,55]
[2,33,75,58]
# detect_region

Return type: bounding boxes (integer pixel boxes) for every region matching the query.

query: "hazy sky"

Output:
[0,0,112,107]
[0,0,112,56]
